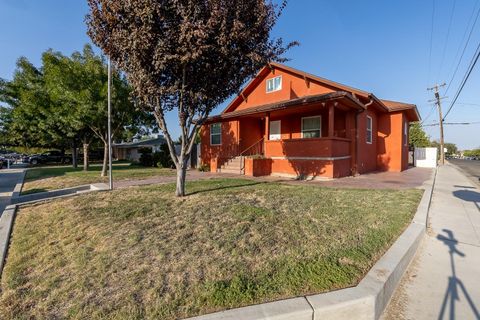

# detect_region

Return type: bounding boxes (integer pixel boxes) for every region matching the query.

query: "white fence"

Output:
[414,147,438,168]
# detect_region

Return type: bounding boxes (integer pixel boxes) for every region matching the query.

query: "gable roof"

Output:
[222,62,420,121]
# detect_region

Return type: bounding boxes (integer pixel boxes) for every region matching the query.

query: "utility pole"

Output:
[428,83,447,165]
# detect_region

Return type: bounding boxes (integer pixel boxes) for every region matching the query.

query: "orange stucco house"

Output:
[200,63,420,179]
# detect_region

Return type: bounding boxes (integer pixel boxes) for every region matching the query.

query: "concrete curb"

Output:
[10,169,26,200]
[12,185,92,204]
[0,204,17,276]
[0,183,109,278]
[187,168,438,320]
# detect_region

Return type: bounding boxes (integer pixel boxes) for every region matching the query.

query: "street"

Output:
[449,159,480,187]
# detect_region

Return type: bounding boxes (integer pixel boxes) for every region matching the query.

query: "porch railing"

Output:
[239,138,264,173]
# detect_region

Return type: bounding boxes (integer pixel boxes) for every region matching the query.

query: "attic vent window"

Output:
[266,76,282,93]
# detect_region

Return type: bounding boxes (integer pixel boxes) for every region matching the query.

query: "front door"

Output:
[269,120,281,140]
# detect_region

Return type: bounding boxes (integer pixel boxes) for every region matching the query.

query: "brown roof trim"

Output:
[207,92,365,123]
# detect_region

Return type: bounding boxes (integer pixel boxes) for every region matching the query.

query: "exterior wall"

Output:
[269,109,329,139]
[270,158,334,178]
[244,158,272,177]
[232,69,336,112]
[357,108,379,174]
[200,120,240,168]
[239,118,264,152]
[377,112,408,172]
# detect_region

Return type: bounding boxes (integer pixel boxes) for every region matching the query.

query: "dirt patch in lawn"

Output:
[0,179,423,319]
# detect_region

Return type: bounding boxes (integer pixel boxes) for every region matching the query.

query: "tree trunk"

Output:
[83,143,90,171]
[71,145,78,169]
[101,142,108,177]
[175,158,188,197]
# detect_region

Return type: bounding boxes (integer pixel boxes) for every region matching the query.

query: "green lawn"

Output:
[1,179,423,319]
[21,163,176,194]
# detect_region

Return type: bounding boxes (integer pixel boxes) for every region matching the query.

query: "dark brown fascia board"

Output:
[205,92,365,123]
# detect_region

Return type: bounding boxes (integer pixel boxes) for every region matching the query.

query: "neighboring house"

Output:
[200,63,420,179]
[113,136,166,162]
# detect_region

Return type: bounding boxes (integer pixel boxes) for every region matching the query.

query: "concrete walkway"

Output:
[0,169,25,214]
[384,164,480,320]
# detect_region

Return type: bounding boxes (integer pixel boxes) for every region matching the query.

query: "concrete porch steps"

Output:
[219,156,243,174]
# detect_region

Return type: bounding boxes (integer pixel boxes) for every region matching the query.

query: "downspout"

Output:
[353,97,374,176]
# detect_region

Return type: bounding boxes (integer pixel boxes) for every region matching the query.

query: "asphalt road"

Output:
[448,159,480,186]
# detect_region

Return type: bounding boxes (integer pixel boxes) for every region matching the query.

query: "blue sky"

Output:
[1,0,479,149]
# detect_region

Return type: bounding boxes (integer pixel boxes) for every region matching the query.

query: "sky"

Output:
[1,0,479,150]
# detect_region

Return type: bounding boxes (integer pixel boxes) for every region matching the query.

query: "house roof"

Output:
[113,136,166,149]
[206,91,365,123]
[219,62,421,121]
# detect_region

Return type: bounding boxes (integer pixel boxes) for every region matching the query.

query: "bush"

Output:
[198,163,210,172]
[138,147,153,167]
[157,144,174,168]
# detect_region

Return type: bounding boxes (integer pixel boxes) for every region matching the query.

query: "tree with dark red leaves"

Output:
[86,0,296,196]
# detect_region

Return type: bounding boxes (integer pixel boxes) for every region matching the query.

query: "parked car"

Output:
[27,151,72,165]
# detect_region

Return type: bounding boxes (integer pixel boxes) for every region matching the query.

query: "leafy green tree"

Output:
[464,149,480,157]
[0,57,71,151]
[87,0,296,196]
[1,46,150,175]
[409,122,430,148]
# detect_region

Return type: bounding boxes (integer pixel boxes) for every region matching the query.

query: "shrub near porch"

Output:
[0,179,423,319]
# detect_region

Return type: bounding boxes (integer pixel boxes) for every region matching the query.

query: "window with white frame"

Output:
[404,121,408,146]
[210,123,221,145]
[269,120,281,140]
[366,116,373,144]
[301,116,321,138]
[266,76,282,93]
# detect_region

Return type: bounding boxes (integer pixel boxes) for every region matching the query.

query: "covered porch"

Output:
[204,92,365,178]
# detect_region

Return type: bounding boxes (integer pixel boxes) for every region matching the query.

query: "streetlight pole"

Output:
[107,58,113,190]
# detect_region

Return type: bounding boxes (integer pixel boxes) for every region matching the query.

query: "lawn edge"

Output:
[186,168,438,320]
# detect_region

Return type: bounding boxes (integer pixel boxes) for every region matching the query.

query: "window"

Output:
[269,120,281,140]
[301,116,321,138]
[266,76,282,93]
[366,116,373,144]
[210,123,221,145]
[404,121,408,146]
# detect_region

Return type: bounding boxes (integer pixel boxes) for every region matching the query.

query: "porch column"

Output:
[328,104,335,137]
[265,112,270,141]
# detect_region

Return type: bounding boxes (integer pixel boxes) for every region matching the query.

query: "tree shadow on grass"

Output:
[187,181,266,196]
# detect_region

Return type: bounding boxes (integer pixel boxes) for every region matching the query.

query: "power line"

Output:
[445,0,480,95]
[443,41,480,119]
[422,121,480,127]
[437,0,458,82]
[421,104,437,124]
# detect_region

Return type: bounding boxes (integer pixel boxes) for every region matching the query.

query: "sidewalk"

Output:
[384,164,480,319]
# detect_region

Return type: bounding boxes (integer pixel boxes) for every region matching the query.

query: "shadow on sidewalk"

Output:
[437,229,480,320]
[453,189,480,211]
